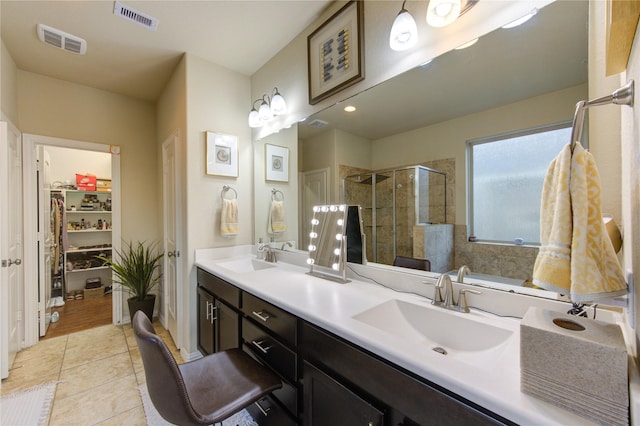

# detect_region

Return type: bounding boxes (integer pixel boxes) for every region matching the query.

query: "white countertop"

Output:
[195,246,603,426]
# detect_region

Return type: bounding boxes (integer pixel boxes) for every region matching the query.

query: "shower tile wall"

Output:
[454,224,538,281]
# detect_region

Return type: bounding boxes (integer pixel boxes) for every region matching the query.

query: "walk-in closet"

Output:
[41,146,113,338]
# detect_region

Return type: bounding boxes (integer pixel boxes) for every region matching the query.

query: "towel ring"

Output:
[271,188,284,202]
[221,185,237,200]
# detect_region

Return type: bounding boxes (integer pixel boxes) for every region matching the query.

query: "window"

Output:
[468,122,572,245]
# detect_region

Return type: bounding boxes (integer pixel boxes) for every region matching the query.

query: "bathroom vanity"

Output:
[195,246,619,425]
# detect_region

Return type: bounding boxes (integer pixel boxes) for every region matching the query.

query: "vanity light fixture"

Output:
[502,9,537,29]
[426,0,461,27]
[389,0,418,51]
[248,87,287,128]
[425,0,479,28]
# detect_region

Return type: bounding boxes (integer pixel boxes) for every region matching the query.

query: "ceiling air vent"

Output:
[308,119,329,128]
[113,1,159,31]
[37,24,87,55]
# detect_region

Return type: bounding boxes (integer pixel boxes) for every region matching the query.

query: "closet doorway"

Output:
[22,134,121,346]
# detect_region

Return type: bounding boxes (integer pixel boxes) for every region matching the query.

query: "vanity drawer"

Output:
[245,394,298,426]
[197,268,240,308]
[242,292,297,346]
[243,343,300,419]
[243,317,298,383]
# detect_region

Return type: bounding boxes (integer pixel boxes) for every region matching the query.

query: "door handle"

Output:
[7,258,22,266]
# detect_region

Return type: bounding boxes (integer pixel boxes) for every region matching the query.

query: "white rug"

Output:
[138,385,258,426]
[0,381,57,426]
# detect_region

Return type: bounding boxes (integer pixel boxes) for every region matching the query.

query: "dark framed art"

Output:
[307,0,364,105]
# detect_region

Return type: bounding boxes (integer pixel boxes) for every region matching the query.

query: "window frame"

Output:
[466,120,575,246]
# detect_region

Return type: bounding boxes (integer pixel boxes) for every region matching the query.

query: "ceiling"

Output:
[1,0,333,101]
[298,0,588,141]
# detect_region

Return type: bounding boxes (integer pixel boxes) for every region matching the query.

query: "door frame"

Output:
[299,168,329,249]
[161,130,183,349]
[22,134,122,347]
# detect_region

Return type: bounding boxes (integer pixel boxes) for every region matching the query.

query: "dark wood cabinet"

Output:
[304,361,385,426]
[196,271,240,356]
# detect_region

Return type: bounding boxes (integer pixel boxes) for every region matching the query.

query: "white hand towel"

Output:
[220,198,239,236]
[268,200,286,234]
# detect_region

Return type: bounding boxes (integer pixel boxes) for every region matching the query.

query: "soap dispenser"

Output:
[256,237,265,260]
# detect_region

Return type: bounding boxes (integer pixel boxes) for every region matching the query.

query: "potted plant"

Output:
[96,241,163,320]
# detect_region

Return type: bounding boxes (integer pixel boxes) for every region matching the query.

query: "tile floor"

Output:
[1,320,181,425]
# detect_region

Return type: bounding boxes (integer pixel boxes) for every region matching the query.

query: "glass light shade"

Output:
[248,109,262,128]
[270,92,287,115]
[258,100,273,122]
[389,9,418,51]
[426,0,461,27]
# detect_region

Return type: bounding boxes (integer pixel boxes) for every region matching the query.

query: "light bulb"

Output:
[332,263,339,271]
[309,232,317,239]
[389,9,418,51]
[307,258,315,265]
[311,218,319,225]
[334,248,340,256]
[308,245,316,251]
[248,109,261,128]
[426,0,461,27]
[321,206,329,212]
[258,100,273,122]
[313,206,320,212]
[337,219,344,226]
[338,205,346,211]
[335,233,343,240]
[270,90,287,115]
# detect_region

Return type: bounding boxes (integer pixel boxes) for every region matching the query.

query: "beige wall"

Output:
[372,84,587,224]
[1,40,18,124]
[45,146,111,183]
[17,71,159,243]
[180,54,252,353]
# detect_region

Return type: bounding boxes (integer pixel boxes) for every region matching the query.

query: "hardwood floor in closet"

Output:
[42,293,112,339]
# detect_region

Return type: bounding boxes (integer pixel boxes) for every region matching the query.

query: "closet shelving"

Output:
[54,189,113,297]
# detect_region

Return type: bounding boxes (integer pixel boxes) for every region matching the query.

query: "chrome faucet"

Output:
[427,274,481,313]
[263,245,277,263]
[280,241,293,251]
[457,265,471,283]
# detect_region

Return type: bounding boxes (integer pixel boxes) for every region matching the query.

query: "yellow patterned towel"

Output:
[268,200,286,233]
[220,198,239,236]
[533,143,626,302]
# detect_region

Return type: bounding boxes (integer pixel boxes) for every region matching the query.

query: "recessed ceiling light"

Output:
[344,105,356,112]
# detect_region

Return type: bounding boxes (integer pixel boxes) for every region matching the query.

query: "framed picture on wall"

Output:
[206,131,238,177]
[265,144,289,182]
[307,0,364,105]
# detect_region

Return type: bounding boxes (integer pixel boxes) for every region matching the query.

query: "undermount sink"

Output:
[216,258,275,274]
[352,299,515,365]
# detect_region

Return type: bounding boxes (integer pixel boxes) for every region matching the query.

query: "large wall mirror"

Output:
[256,0,589,299]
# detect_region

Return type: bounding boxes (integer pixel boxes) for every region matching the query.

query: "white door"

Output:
[38,147,53,336]
[1,121,24,379]
[162,132,181,345]
[300,168,328,249]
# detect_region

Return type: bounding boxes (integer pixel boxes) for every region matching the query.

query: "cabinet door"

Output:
[197,287,215,355]
[216,300,240,352]
[304,361,384,426]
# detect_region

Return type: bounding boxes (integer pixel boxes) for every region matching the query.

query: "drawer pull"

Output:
[252,310,271,322]
[251,340,272,354]
[254,399,270,416]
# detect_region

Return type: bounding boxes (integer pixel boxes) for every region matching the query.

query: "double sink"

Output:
[214,256,517,371]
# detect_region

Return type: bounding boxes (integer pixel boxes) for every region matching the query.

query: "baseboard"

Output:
[180,348,203,362]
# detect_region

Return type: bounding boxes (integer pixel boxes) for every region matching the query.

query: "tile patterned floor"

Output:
[1,320,181,425]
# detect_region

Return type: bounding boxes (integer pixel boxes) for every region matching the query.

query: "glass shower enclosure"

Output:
[343,165,447,265]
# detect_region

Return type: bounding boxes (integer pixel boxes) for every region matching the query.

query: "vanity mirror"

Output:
[307,204,350,283]
[254,1,592,298]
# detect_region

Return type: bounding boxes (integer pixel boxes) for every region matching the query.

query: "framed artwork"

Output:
[307,1,364,105]
[265,144,289,182]
[206,131,238,177]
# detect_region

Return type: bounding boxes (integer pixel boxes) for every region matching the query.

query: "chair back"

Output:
[132,311,199,425]
[393,256,431,271]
